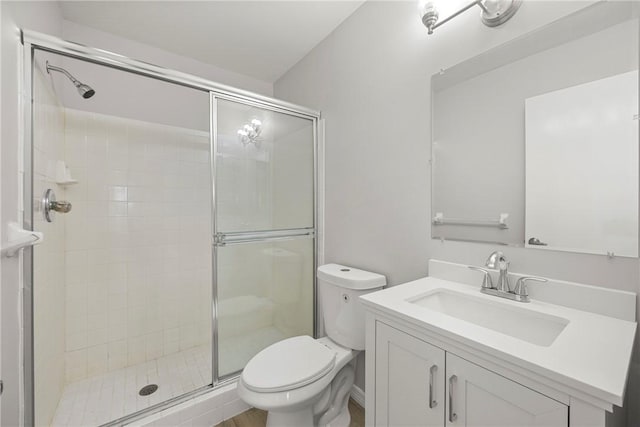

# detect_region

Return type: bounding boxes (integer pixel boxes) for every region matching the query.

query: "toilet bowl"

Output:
[237,264,386,427]
[237,336,356,427]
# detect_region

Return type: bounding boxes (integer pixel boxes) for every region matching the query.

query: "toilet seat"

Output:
[242,336,336,393]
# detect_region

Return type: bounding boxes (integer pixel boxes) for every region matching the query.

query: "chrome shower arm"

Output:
[46,62,80,85]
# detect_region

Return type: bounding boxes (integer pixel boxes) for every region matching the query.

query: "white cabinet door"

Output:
[375,322,445,427]
[445,354,568,427]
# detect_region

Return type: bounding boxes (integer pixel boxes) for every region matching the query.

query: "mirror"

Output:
[431,1,639,257]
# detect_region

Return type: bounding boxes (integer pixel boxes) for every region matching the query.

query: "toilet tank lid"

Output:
[317,264,386,290]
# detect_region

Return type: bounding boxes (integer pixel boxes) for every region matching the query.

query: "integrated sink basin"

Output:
[408,289,569,346]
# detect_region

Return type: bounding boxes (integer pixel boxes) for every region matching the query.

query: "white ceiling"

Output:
[59,1,364,83]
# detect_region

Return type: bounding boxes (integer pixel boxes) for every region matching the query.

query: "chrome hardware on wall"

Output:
[0,222,44,258]
[433,212,509,229]
[528,237,548,246]
[42,189,72,223]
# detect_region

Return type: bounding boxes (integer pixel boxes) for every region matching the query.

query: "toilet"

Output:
[237,264,386,427]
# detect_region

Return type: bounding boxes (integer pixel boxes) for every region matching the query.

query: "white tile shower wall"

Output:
[32,63,67,426]
[62,108,212,383]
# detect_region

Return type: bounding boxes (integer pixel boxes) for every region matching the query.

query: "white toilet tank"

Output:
[317,264,386,350]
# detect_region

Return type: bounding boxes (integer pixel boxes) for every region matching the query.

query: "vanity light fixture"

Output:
[237,118,262,145]
[419,0,522,35]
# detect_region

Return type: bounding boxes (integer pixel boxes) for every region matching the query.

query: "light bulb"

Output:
[481,0,499,14]
[420,0,469,21]
[418,0,432,14]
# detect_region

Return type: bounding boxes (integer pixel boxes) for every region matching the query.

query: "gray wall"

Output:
[274,0,640,415]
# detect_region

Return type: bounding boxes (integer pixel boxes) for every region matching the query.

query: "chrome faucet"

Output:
[467,251,547,303]
[485,251,511,292]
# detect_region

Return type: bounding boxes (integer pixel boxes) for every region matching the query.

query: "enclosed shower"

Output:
[25,32,317,427]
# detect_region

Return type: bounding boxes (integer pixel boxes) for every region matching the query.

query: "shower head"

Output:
[46,61,95,99]
[76,83,95,99]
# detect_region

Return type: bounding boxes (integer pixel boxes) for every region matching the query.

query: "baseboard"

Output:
[350,384,365,408]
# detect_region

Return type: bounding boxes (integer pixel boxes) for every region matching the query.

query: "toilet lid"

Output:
[242,336,336,393]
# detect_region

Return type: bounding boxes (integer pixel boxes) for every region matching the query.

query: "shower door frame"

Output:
[20,29,320,427]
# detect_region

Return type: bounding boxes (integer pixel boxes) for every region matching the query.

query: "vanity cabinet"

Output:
[373,322,568,427]
[363,263,636,427]
[374,322,445,426]
[446,353,567,426]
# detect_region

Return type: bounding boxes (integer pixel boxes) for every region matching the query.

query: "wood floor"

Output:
[215,399,364,427]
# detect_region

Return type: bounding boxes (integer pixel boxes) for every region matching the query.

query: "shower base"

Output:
[49,326,286,426]
[50,344,211,426]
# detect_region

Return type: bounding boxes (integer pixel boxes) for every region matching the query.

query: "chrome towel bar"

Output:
[432,212,509,229]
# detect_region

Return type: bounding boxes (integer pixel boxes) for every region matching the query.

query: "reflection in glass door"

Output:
[213,96,316,378]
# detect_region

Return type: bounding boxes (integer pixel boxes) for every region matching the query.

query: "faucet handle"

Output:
[468,266,494,289]
[513,276,547,297]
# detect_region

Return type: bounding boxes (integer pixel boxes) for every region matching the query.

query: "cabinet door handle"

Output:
[449,375,458,422]
[429,365,438,408]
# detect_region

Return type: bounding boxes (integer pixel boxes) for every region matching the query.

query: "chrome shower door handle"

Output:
[429,364,438,408]
[449,374,458,422]
[42,189,72,222]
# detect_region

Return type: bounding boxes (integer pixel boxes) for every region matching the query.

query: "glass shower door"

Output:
[29,50,214,427]
[212,96,316,378]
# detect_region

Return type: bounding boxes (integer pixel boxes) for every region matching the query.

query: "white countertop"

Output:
[360,276,637,407]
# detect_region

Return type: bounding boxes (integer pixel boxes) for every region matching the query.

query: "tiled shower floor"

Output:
[51,345,211,426]
[50,327,286,427]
